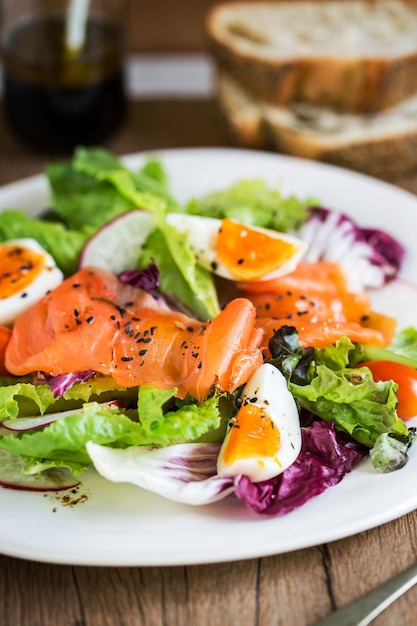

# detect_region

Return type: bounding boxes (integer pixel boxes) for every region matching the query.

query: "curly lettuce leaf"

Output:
[0,375,136,420]
[289,365,408,448]
[0,387,223,475]
[186,179,312,232]
[137,386,223,445]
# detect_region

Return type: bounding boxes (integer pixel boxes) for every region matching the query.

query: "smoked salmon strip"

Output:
[0,325,12,376]
[257,317,386,354]
[5,267,264,402]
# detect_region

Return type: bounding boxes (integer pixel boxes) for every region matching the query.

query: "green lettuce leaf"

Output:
[391,327,417,362]
[139,227,219,319]
[0,386,223,474]
[47,162,133,231]
[137,386,223,445]
[0,376,136,419]
[370,431,417,473]
[186,179,313,232]
[72,147,168,221]
[290,365,409,447]
[71,147,219,318]
[0,209,87,275]
[350,327,417,369]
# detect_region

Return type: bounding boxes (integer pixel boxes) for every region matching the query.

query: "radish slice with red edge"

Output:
[1,408,84,432]
[0,449,80,491]
[79,210,156,273]
[1,401,125,432]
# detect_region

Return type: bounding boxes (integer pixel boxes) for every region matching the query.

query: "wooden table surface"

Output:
[2,96,417,626]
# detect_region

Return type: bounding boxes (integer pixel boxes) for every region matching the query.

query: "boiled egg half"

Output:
[166,213,307,281]
[217,363,302,482]
[0,238,63,326]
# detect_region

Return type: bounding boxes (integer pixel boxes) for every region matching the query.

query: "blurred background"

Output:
[2,0,417,187]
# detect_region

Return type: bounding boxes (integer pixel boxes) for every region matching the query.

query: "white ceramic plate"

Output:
[1,148,417,567]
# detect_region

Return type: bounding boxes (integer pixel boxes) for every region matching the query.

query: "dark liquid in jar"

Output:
[2,13,126,152]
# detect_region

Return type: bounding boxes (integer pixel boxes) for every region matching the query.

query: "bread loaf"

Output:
[217,71,417,179]
[207,0,417,113]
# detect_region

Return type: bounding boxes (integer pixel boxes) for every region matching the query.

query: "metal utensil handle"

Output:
[313,561,417,626]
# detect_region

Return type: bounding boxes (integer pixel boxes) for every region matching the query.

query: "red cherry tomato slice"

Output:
[360,360,417,420]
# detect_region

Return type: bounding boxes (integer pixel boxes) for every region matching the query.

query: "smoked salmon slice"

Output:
[5,267,264,402]
[0,325,12,376]
[241,262,396,351]
[257,317,387,353]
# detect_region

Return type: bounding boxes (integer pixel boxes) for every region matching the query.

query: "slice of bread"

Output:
[207,0,417,113]
[216,71,417,179]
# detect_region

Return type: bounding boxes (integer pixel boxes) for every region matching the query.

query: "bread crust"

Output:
[216,71,417,179]
[268,121,417,179]
[207,0,417,113]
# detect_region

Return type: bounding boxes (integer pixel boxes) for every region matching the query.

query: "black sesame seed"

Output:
[121,356,133,362]
[138,349,147,356]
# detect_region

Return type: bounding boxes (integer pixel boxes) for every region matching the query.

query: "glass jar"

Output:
[0,0,127,152]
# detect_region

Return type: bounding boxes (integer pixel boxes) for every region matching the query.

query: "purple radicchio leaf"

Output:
[86,441,236,505]
[296,207,405,291]
[233,421,367,516]
[34,370,95,398]
[360,228,405,279]
[118,261,159,294]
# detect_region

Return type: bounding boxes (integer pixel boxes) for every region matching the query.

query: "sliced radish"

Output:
[79,210,156,273]
[0,449,80,491]
[368,280,417,332]
[1,400,125,432]
[0,407,83,432]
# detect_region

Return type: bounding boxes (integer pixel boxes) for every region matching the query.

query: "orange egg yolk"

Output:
[0,243,46,298]
[222,403,281,466]
[216,218,297,281]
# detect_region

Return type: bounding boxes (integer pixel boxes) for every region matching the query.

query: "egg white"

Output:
[0,238,63,326]
[166,213,307,281]
[217,363,302,482]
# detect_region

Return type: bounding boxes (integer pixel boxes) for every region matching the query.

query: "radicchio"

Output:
[296,207,405,292]
[118,262,159,294]
[234,421,367,516]
[34,370,95,397]
[88,421,367,516]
